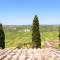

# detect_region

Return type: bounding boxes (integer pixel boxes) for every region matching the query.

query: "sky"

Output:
[0,0,60,25]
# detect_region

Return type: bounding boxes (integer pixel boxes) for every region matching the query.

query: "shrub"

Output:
[16,43,22,49]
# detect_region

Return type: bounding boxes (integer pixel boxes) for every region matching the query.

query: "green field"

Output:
[5,31,59,48]
[2,25,59,48]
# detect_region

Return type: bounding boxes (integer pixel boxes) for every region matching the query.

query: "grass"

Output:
[4,30,59,48]
[5,31,32,48]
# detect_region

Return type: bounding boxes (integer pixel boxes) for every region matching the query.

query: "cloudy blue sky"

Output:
[0,0,60,25]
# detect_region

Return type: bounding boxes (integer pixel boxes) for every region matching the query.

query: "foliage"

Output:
[16,43,22,49]
[32,15,41,48]
[16,42,33,49]
[0,23,5,49]
[59,25,60,47]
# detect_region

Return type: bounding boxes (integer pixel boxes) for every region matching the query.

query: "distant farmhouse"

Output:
[18,29,30,32]
[23,29,30,32]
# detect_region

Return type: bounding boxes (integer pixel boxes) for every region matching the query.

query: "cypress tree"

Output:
[0,23,5,49]
[59,25,60,47]
[32,15,41,48]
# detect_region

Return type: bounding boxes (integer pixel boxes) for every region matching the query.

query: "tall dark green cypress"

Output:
[32,15,41,48]
[0,23,5,49]
[59,25,60,48]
